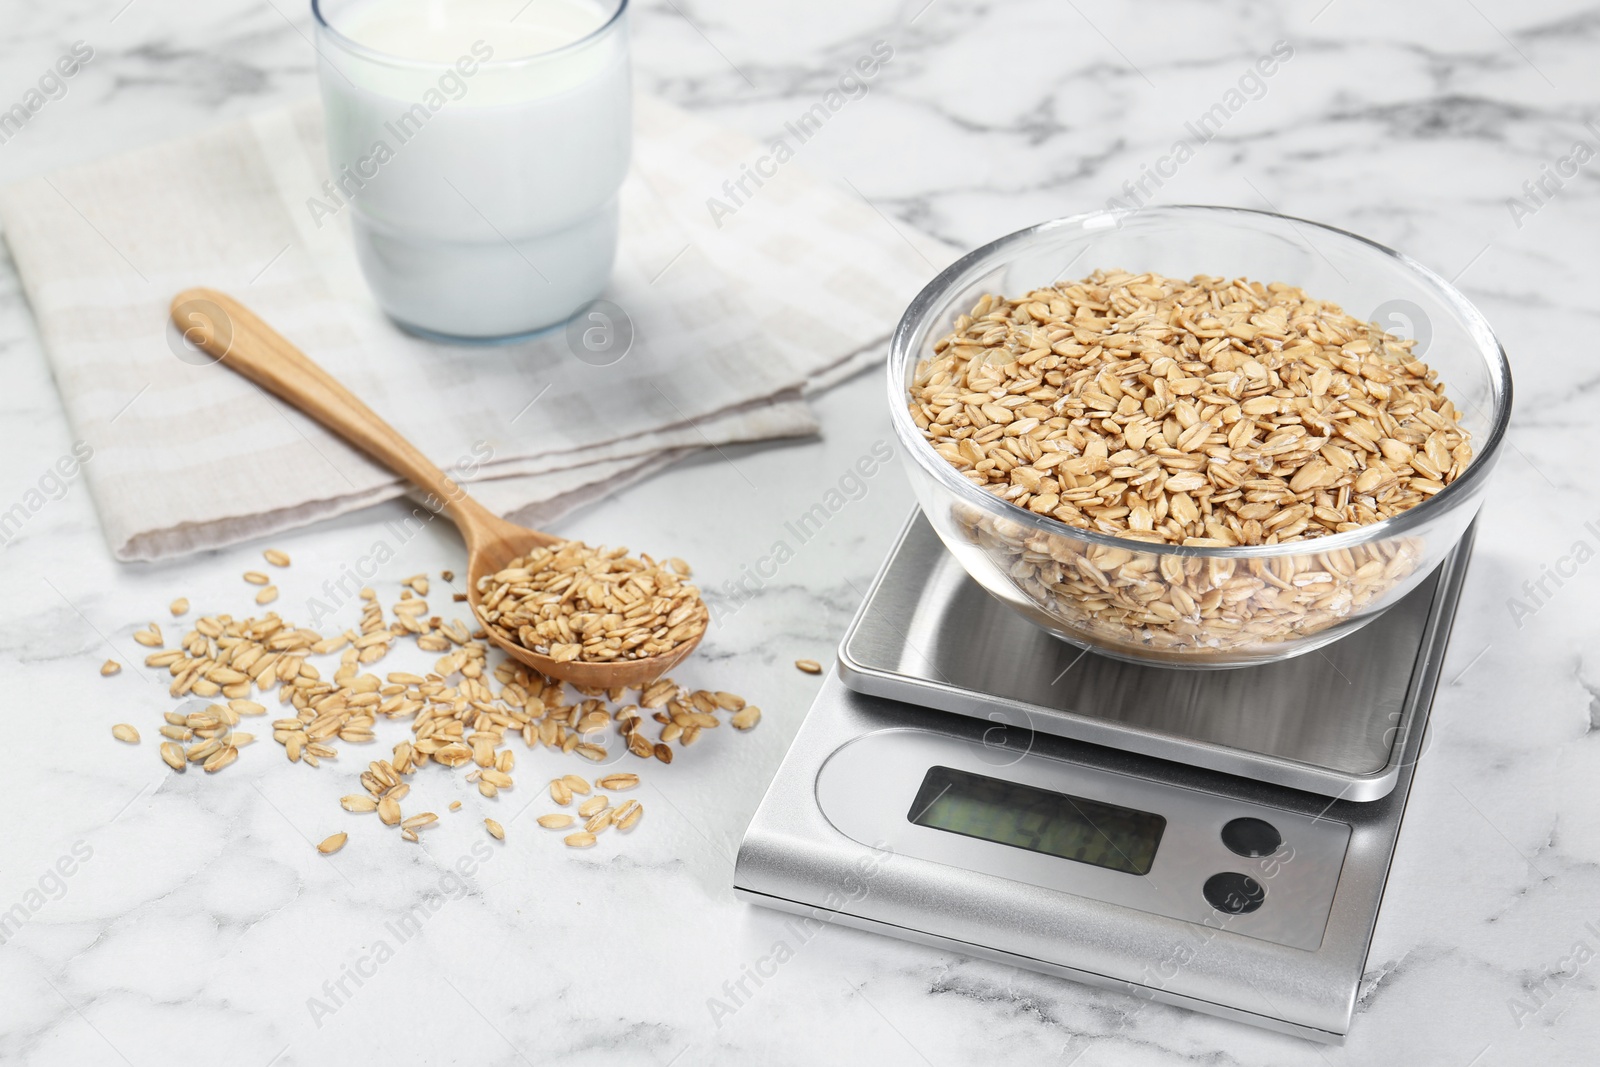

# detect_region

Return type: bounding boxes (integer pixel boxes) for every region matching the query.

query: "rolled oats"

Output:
[908,271,1473,656]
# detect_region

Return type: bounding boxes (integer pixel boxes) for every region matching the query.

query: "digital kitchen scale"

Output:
[735,510,1474,1043]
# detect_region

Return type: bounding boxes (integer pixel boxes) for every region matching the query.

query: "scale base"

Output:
[735,514,1474,1042]
[734,882,1338,1044]
[838,511,1462,800]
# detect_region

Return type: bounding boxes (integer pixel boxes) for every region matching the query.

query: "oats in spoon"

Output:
[475,542,708,664]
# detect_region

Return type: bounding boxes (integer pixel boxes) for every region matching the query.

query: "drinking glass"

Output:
[312,0,631,340]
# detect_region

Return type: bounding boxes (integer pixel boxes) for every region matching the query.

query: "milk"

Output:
[313,0,630,339]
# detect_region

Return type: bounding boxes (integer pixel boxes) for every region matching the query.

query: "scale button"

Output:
[1220,817,1282,858]
[1203,872,1266,914]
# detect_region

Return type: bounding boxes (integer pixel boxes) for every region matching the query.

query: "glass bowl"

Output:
[888,205,1512,669]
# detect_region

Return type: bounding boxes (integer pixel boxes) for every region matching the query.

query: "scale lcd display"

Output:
[908,766,1165,875]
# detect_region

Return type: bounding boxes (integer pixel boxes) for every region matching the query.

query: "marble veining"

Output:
[2,0,1599,1064]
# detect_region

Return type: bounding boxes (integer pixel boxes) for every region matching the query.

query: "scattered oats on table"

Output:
[534,785,645,846]
[264,549,291,567]
[109,555,760,853]
[100,659,121,676]
[794,659,822,674]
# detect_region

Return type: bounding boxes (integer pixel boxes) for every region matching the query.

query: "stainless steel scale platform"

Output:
[734,510,1473,1043]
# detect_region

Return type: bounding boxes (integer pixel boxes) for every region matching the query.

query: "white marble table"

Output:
[3,1,1598,1064]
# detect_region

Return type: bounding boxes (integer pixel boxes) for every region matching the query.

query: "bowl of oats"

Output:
[890,206,1511,667]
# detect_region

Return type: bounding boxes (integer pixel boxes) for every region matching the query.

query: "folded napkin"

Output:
[0,94,951,561]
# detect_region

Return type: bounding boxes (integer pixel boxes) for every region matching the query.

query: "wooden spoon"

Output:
[170,287,704,688]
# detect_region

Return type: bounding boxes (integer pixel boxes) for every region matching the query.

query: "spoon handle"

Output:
[170,287,503,537]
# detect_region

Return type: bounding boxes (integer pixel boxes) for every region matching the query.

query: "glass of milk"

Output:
[311,0,630,341]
